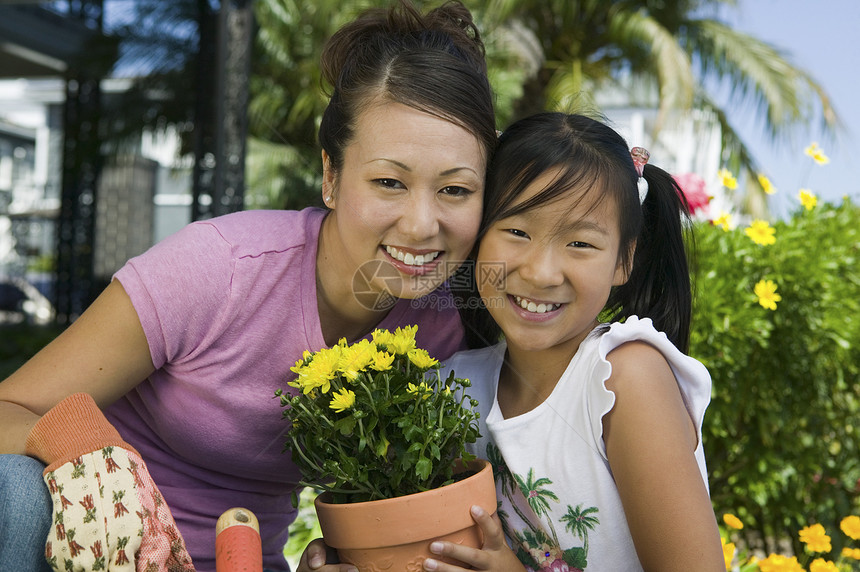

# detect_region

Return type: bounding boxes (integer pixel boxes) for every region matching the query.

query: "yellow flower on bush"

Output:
[758,554,803,572]
[407,348,438,369]
[329,388,356,413]
[755,279,782,311]
[799,523,832,553]
[745,219,776,245]
[718,167,738,189]
[809,558,839,572]
[758,173,776,194]
[713,212,732,231]
[723,513,744,530]
[805,142,830,165]
[842,547,860,560]
[840,515,860,539]
[721,536,735,570]
[799,189,818,210]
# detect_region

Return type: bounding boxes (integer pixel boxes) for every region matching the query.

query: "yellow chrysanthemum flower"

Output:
[712,212,732,231]
[374,325,418,354]
[289,350,313,376]
[387,325,418,354]
[407,382,431,400]
[371,350,395,372]
[329,388,356,413]
[407,348,438,370]
[754,280,782,311]
[745,219,776,246]
[718,168,738,189]
[723,513,744,530]
[840,515,860,540]
[293,346,342,394]
[758,174,776,194]
[338,339,377,381]
[371,328,394,347]
[799,523,832,553]
[805,142,830,165]
[809,558,839,572]
[798,189,818,211]
[721,537,735,570]
[842,547,860,560]
[758,554,803,572]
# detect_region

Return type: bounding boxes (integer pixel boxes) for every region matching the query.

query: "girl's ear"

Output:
[612,241,636,286]
[321,150,337,208]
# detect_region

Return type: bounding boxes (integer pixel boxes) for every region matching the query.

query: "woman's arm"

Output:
[603,341,724,572]
[0,279,154,454]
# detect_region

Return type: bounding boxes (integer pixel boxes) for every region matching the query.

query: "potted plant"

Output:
[275,325,496,570]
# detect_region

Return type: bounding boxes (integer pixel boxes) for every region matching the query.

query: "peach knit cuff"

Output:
[25,392,139,473]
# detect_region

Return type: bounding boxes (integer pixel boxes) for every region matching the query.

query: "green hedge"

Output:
[691,199,860,555]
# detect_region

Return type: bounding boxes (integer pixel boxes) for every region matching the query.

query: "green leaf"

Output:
[415,457,432,480]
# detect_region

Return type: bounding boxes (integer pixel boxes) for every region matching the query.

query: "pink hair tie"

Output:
[630,147,650,204]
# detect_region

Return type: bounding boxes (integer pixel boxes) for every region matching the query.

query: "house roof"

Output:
[0,3,102,78]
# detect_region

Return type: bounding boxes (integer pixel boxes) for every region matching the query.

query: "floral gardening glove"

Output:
[26,392,195,572]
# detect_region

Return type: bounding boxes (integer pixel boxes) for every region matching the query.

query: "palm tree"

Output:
[515,468,561,545]
[481,0,840,205]
[248,0,383,209]
[560,503,600,556]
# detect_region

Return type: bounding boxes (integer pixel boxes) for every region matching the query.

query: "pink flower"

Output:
[541,559,582,572]
[673,172,711,215]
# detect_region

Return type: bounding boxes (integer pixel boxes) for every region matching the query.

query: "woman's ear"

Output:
[613,241,636,286]
[321,150,337,208]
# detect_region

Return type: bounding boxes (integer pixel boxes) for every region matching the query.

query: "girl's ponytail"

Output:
[606,164,693,352]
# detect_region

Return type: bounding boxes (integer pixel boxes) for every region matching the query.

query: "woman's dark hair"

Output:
[318,0,497,172]
[457,112,694,352]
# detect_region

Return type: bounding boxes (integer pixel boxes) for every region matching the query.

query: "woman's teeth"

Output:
[514,295,561,314]
[385,246,441,266]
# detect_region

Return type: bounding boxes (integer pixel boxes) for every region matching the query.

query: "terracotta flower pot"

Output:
[314,458,497,571]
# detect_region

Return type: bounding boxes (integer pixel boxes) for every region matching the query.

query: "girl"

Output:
[0,2,496,571]
[423,112,724,571]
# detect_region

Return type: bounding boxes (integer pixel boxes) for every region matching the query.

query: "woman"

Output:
[0,1,496,571]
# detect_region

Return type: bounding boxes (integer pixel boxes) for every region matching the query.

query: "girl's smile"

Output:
[511,294,563,315]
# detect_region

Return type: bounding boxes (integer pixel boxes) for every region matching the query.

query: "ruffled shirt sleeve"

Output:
[583,316,712,483]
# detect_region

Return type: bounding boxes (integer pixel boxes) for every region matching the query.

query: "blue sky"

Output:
[724,0,860,218]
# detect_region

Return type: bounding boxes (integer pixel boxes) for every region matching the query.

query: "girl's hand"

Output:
[422,505,525,571]
[295,538,357,572]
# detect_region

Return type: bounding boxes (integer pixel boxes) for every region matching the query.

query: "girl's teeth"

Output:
[514,296,559,314]
[385,246,440,266]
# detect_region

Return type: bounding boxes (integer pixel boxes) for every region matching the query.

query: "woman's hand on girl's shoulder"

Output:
[603,341,725,571]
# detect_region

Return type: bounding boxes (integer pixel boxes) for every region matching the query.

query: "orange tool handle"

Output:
[216,507,263,572]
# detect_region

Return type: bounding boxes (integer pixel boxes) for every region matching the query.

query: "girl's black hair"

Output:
[318,0,497,173]
[456,112,694,352]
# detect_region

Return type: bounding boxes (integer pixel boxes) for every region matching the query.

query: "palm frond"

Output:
[683,19,840,141]
[610,7,695,135]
